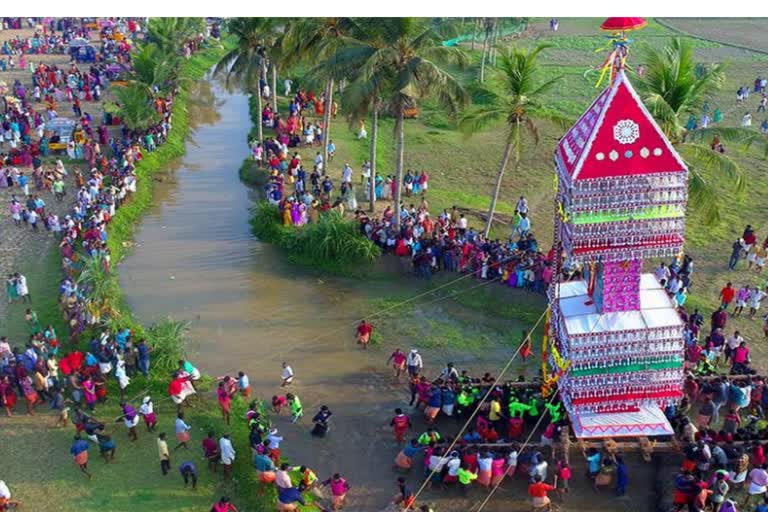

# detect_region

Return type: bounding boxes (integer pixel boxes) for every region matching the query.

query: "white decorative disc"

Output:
[653,147,663,156]
[613,119,640,145]
[595,152,605,161]
[640,147,650,158]
[609,150,619,161]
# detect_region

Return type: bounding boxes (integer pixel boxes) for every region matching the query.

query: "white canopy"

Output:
[557,274,683,336]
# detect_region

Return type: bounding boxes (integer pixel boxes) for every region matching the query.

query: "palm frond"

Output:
[686,165,721,226]
[679,143,746,193]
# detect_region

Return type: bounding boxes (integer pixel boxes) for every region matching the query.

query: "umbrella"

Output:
[600,17,647,32]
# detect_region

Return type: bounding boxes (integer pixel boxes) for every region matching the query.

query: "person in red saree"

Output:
[168,371,196,407]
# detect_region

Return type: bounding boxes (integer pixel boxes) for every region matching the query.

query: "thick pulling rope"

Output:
[473,390,561,512]
[472,304,615,511]
[403,306,550,511]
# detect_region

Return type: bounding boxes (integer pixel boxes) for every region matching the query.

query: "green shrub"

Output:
[250,201,381,271]
[146,318,191,373]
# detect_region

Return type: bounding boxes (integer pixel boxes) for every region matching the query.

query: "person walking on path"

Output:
[219,433,236,480]
[356,320,373,349]
[158,432,171,475]
[387,348,407,378]
[15,273,29,303]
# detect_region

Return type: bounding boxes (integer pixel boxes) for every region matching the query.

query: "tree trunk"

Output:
[471,18,479,51]
[393,106,405,228]
[369,106,378,213]
[271,63,278,113]
[488,20,495,67]
[322,78,334,175]
[256,87,263,144]
[257,62,266,144]
[491,19,499,66]
[484,137,515,237]
[480,29,489,83]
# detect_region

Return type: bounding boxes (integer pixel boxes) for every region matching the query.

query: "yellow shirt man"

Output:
[489,399,502,422]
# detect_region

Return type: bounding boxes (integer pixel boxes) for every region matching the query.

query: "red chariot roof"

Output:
[556,71,687,181]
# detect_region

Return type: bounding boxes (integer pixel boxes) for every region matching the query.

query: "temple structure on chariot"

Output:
[548,69,688,438]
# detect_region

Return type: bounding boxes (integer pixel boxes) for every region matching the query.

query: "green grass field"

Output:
[285,17,768,361]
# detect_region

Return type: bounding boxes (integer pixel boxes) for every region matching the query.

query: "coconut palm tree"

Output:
[113,83,160,131]
[215,18,272,143]
[326,19,395,212]
[128,43,177,97]
[348,18,468,226]
[146,17,205,55]
[264,22,294,115]
[284,18,360,174]
[636,38,759,224]
[460,44,568,237]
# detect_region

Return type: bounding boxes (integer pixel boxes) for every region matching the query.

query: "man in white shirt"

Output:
[518,213,531,236]
[281,362,294,387]
[655,262,670,284]
[457,215,468,233]
[726,330,744,362]
[516,196,529,215]
[361,161,371,186]
[219,433,235,480]
[276,463,293,489]
[341,163,353,184]
[406,349,423,377]
[284,78,293,96]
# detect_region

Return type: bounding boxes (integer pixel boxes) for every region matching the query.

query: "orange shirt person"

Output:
[528,475,556,508]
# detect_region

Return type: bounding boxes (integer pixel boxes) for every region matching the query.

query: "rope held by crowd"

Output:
[403,305,550,511]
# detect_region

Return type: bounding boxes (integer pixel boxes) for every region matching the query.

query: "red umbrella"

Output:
[600,17,647,32]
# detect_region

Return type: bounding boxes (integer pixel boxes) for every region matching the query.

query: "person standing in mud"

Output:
[356,320,373,349]
[387,348,407,378]
[281,362,294,387]
[407,349,423,377]
[322,473,351,511]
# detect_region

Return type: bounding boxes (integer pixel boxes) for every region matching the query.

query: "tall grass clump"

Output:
[250,201,381,272]
[146,317,191,371]
[293,210,380,262]
[250,201,290,243]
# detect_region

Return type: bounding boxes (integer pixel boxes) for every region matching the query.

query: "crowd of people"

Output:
[384,347,636,511]
[669,372,768,511]
[0,19,254,512]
